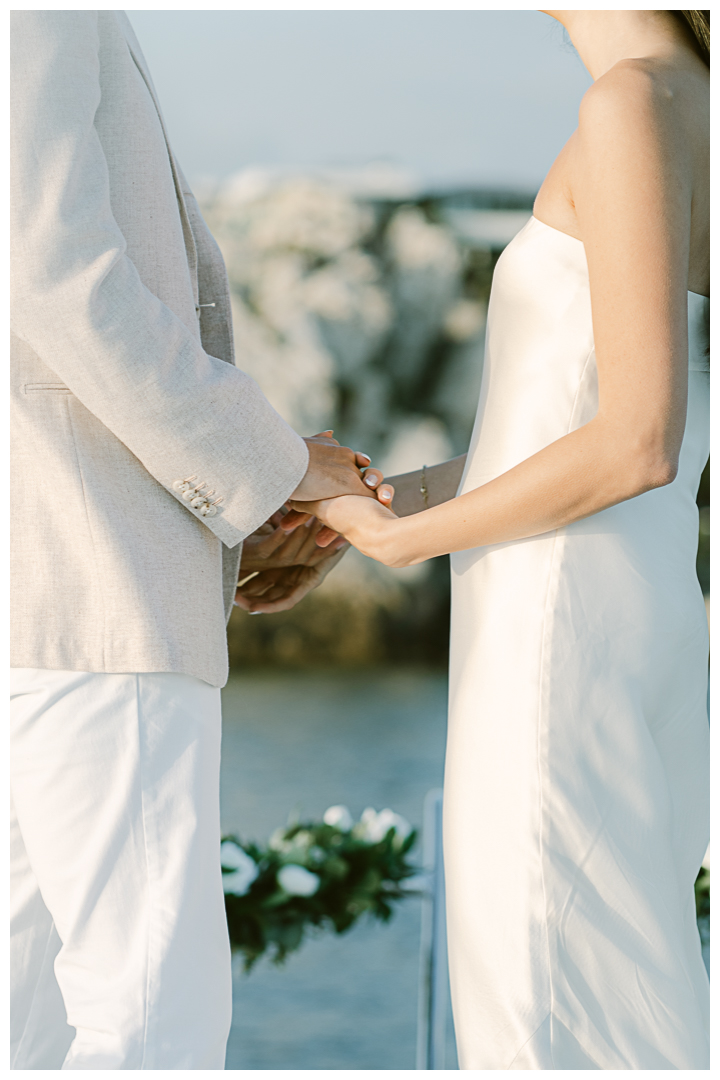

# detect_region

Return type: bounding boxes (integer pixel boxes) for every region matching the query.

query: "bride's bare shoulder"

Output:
[577,56,707,147]
[570,57,708,212]
[580,60,673,131]
[535,54,707,251]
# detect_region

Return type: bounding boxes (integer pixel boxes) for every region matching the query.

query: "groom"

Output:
[10,10,382,1070]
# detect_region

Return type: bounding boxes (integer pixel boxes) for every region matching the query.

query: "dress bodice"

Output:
[459,215,709,507]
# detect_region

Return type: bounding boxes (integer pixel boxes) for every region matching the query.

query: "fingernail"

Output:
[365,475,379,487]
[248,611,263,615]
[379,487,392,499]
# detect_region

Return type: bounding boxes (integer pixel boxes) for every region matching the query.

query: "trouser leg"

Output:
[10,790,74,1069]
[10,669,233,1070]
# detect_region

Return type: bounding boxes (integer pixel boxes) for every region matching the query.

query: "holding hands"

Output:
[287,494,400,565]
[284,429,394,544]
[291,430,386,503]
[235,431,394,613]
[234,509,346,614]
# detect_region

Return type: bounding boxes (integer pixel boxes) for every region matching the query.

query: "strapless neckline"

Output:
[530,215,709,301]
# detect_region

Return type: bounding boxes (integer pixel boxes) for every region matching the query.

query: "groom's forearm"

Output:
[386,456,467,517]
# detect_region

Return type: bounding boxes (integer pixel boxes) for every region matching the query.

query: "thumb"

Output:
[308,429,339,446]
[377,484,394,510]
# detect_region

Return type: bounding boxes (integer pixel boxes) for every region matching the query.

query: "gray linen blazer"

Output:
[10,11,309,687]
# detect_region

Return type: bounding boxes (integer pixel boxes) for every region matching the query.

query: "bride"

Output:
[290,9,710,1070]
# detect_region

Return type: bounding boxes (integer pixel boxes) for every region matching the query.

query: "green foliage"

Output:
[696,459,710,595]
[695,865,710,921]
[223,820,418,971]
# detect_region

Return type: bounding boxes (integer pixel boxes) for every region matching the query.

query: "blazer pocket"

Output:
[23,383,71,393]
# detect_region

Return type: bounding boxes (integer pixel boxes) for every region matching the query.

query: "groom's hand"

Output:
[235,509,349,614]
[292,431,382,503]
[286,431,386,544]
[238,509,346,575]
[234,552,346,614]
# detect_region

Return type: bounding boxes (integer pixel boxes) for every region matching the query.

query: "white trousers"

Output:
[10,669,233,1070]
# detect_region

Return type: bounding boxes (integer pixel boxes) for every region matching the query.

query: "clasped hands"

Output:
[234,431,394,614]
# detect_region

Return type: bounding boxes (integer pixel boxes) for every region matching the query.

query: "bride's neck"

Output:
[544,10,691,81]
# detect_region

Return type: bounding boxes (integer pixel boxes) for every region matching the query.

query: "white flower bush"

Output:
[199,173,470,458]
[221,841,260,896]
[277,863,321,897]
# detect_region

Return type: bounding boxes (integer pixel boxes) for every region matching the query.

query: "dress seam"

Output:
[533,346,594,1070]
[505,1010,552,1069]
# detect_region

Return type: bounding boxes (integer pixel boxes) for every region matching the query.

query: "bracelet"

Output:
[420,465,429,510]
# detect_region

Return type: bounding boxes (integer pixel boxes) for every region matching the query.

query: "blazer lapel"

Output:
[118,15,199,305]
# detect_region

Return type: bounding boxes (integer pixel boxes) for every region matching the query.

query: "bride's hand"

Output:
[287,491,403,565]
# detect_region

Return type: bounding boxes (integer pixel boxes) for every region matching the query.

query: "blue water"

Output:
[220,669,458,1070]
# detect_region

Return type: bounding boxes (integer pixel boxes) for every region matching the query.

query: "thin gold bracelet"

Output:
[420,465,429,510]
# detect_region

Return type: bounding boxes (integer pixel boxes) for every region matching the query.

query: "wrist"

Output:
[364,514,418,568]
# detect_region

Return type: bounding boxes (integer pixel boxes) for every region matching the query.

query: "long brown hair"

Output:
[669,10,710,65]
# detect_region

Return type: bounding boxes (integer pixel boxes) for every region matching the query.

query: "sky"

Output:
[128,9,592,193]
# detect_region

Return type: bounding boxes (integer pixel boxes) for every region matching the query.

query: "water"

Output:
[220,669,459,1070]
[220,668,710,1068]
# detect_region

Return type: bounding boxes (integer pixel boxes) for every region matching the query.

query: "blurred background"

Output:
[129,10,709,1069]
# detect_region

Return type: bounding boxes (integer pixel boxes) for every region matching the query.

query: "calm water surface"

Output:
[220,669,458,1070]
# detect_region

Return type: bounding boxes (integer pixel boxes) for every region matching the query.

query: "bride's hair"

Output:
[668,10,710,65]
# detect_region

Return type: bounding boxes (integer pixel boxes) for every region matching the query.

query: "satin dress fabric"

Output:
[445,217,709,1070]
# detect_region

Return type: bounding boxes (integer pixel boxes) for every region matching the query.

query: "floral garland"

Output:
[223,810,710,973]
[222,805,418,970]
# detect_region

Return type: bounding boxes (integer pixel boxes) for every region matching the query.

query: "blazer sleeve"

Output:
[10,10,309,549]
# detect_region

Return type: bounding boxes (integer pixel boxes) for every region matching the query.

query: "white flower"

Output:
[277,863,321,897]
[377,809,412,846]
[221,840,249,871]
[221,842,259,896]
[355,807,412,847]
[269,827,291,852]
[354,807,382,842]
[323,805,354,831]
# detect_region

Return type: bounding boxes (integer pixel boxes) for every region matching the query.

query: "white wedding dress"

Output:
[445,216,709,1070]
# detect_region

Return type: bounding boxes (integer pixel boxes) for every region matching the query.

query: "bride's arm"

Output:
[294,64,696,566]
[383,456,467,517]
